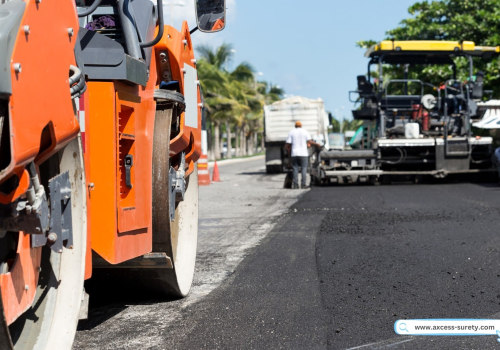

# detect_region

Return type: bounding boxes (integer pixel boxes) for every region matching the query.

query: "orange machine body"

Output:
[0,0,80,325]
[0,0,80,198]
[85,79,156,264]
[83,22,202,267]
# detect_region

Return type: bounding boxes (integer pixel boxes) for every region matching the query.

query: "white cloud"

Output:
[162,0,195,29]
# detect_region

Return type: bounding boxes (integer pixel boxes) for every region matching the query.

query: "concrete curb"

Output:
[208,154,264,167]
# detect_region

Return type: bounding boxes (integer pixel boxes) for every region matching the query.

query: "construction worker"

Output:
[285,121,322,189]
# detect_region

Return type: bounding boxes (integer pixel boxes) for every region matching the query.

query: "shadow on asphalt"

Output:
[77,271,181,331]
[77,304,127,331]
[312,173,500,188]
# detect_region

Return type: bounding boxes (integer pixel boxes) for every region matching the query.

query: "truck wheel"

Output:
[0,137,87,349]
[266,165,278,174]
[311,174,320,186]
[370,176,380,186]
[151,108,198,297]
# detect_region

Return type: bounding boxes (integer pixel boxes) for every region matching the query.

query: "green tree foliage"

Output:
[360,0,500,95]
[329,116,362,133]
[386,0,500,44]
[257,82,285,105]
[197,43,234,70]
[197,44,285,159]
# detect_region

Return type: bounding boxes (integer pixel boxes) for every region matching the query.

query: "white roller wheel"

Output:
[6,136,86,350]
[168,167,198,296]
[150,108,198,297]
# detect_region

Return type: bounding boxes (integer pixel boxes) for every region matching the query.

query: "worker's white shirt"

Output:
[286,128,311,157]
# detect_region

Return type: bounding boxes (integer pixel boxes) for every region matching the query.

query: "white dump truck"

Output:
[264,96,329,173]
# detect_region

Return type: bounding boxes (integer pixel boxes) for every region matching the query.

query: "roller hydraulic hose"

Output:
[69,65,87,98]
[140,0,164,48]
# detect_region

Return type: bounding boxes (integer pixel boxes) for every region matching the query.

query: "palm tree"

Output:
[197,43,234,70]
[197,43,286,159]
[259,82,284,104]
[196,44,236,159]
[197,46,255,159]
[229,62,257,156]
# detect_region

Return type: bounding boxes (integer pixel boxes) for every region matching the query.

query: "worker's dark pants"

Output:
[494,147,500,181]
[292,156,308,187]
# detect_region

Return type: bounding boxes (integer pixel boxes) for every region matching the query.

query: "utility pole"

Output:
[340,106,345,134]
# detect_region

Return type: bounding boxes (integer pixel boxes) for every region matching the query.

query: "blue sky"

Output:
[167,0,417,121]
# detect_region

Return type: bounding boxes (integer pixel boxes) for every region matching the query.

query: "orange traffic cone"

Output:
[212,160,220,182]
[198,154,211,185]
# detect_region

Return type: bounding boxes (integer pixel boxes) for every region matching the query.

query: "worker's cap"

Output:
[295,121,302,127]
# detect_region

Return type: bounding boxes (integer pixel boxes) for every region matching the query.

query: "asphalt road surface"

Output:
[74,157,500,349]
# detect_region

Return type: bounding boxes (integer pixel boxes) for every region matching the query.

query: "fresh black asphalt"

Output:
[160,181,500,349]
[314,182,500,349]
[159,208,328,349]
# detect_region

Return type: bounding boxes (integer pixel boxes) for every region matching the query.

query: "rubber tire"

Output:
[311,172,321,186]
[5,136,87,350]
[151,108,199,297]
[370,176,380,186]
